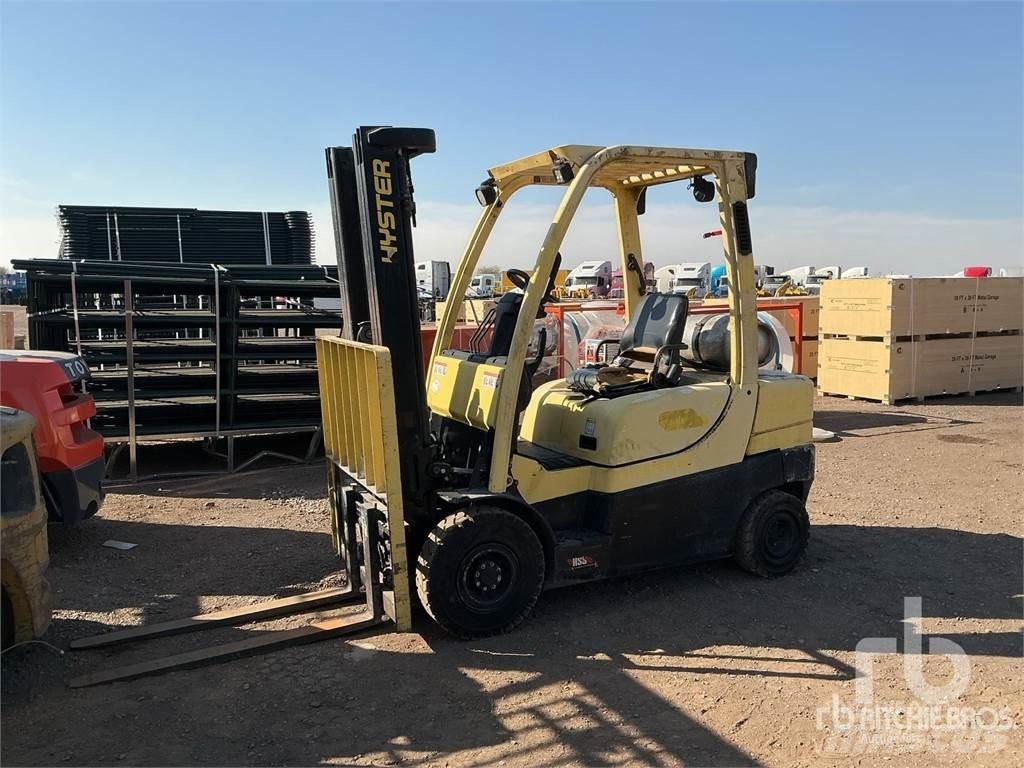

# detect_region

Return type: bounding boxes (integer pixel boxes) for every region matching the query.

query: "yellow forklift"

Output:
[67,129,815,684]
[318,128,815,638]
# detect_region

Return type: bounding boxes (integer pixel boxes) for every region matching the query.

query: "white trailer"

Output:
[415,260,452,300]
[781,265,816,286]
[841,266,869,279]
[754,264,775,288]
[654,262,712,297]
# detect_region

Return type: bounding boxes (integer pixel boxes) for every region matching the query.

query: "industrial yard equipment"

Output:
[0,350,105,524]
[13,259,342,478]
[320,129,815,639]
[1,407,52,648]
[68,127,816,683]
[57,206,314,265]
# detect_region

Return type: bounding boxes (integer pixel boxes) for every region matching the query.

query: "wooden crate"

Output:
[762,295,819,339]
[0,310,14,348]
[797,339,818,379]
[820,277,1023,337]
[434,298,496,323]
[818,333,1023,403]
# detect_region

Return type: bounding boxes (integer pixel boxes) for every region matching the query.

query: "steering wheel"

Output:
[506,269,531,291]
[507,256,562,306]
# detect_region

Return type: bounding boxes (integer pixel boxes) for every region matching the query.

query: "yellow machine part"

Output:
[519,379,730,467]
[315,336,412,631]
[745,372,815,455]
[1,408,52,645]
[512,371,812,505]
[425,355,505,431]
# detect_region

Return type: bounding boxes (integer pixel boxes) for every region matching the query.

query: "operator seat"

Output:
[568,292,689,393]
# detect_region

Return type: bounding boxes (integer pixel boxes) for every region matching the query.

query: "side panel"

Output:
[746,373,814,455]
[513,384,757,503]
[519,380,731,467]
[425,355,504,430]
[535,447,813,582]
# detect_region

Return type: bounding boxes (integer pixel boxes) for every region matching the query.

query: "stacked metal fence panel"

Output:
[56,206,315,265]
[14,259,342,440]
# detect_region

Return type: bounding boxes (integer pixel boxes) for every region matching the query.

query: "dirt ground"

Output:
[2,392,1022,767]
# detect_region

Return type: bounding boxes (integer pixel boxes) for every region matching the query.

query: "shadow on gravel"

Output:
[4,522,1018,767]
[44,518,341,624]
[244,522,1017,768]
[919,390,1023,407]
[105,462,326,501]
[812,409,976,438]
[103,433,324,494]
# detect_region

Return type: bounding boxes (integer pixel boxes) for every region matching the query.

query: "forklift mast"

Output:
[326,126,437,519]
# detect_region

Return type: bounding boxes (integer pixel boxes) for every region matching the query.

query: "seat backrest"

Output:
[619,292,689,356]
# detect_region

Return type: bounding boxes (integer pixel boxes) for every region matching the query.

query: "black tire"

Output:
[734,490,810,577]
[2,588,14,650]
[416,507,545,639]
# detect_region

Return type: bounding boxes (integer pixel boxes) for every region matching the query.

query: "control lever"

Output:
[626,253,646,296]
[526,327,548,378]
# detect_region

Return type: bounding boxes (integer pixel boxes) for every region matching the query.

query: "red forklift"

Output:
[0,349,105,524]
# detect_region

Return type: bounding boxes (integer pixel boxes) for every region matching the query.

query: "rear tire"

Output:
[416,507,545,639]
[734,490,809,577]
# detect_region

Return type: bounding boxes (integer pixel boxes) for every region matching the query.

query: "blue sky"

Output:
[1,1,1021,274]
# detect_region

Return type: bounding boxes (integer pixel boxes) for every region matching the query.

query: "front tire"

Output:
[416,507,545,639]
[734,490,810,577]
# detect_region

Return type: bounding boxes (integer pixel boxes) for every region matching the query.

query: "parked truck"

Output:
[654,262,712,297]
[414,260,452,300]
[467,272,498,298]
[754,264,775,288]
[802,273,831,295]
[710,263,772,297]
[563,260,612,298]
[781,265,816,287]
[609,262,655,298]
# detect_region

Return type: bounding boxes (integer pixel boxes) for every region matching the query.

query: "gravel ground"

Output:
[2,392,1022,767]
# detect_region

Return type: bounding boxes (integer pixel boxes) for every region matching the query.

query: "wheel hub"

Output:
[457,544,519,612]
[473,560,504,592]
[763,513,797,561]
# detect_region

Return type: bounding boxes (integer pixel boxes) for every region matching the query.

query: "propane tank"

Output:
[680,313,780,370]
